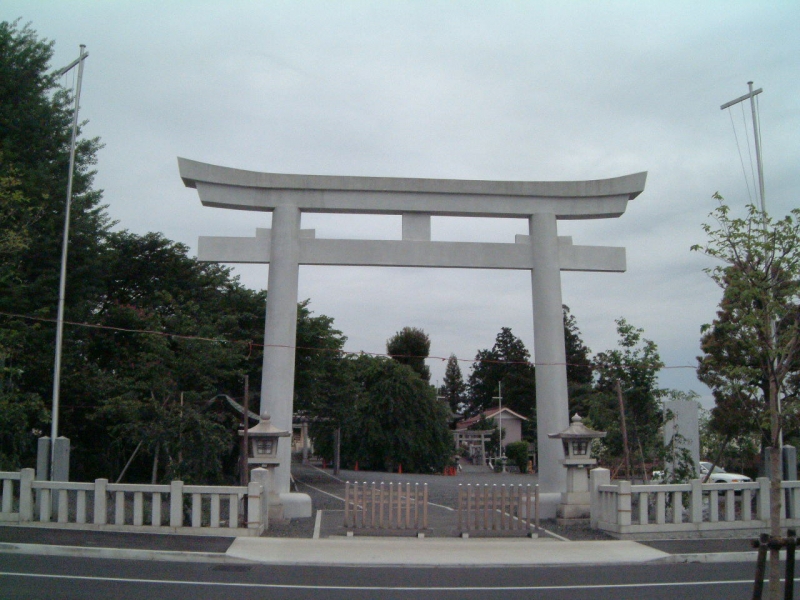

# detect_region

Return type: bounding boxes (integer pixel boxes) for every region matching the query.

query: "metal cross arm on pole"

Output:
[56,50,90,77]
[720,86,762,111]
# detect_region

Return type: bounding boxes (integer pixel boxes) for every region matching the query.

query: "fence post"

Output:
[247,481,265,535]
[250,468,270,534]
[590,468,610,529]
[170,480,184,528]
[617,480,632,527]
[690,479,703,523]
[757,477,770,522]
[19,468,34,522]
[93,479,108,525]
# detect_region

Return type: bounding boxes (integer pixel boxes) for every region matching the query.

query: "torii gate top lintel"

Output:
[178,158,647,220]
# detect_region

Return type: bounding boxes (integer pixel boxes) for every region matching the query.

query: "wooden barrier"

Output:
[344,481,429,535]
[456,483,538,537]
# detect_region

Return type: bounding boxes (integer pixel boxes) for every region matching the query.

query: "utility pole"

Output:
[49,45,88,481]
[493,382,506,472]
[241,375,250,486]
[616,380,631,480]
[721,83,780,451]
[720,82,765,214]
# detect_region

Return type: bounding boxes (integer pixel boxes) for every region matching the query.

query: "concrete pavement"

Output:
[0,525,762,567]
[225,536,672,566]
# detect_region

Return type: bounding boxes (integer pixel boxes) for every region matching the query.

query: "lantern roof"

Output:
[244,413,291,437]
[548,414,606,440]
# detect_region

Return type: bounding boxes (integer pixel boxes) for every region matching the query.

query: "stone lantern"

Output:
[548,414,606,525]
[241,412,290,467]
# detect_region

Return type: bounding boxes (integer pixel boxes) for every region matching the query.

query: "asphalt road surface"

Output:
[0,554,779,600]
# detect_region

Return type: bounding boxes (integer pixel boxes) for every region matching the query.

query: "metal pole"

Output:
[50,45,88,481]
[747,81,766,215]
[242,375,250,486]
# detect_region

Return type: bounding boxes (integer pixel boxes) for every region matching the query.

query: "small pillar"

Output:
[36,436,70,513]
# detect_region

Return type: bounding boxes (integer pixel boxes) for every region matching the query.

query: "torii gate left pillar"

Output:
[179,158,647,518]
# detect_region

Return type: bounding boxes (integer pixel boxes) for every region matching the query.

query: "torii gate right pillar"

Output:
[530,213,569,493]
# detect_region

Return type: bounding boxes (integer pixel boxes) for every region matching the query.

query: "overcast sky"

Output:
[5,2,799,407]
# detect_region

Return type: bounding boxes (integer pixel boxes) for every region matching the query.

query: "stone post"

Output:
[261,204,301,496]
[94,478,108,525]
[249,467,270,534]
[19,468,34,522]
[36,436,70,513]
[589,467,610,529]
[529,213,569,494]
[170,480,184,528]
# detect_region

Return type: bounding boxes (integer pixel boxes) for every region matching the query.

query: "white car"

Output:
[699,461,752,483]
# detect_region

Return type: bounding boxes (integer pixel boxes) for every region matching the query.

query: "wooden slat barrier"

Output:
[344,481,428,534]
[457,483,538,537]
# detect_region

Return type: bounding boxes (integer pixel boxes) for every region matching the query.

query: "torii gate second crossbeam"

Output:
[179,158,647,517]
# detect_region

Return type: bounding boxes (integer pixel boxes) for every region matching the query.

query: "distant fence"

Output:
[0,468,268,536]
[590,467,800,539]
[457,483,538,537]
[344,481,429,535]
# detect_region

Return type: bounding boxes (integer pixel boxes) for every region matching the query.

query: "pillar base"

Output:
[269,492,312,521]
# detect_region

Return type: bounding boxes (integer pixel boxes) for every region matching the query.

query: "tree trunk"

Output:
[768,378,782,600]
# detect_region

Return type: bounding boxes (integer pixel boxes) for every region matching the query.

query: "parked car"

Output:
[652,461,752,483]
[698,461,752,483]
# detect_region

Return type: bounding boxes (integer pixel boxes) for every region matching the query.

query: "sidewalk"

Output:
[0,525,761,566]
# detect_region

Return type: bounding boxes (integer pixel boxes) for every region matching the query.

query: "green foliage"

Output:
[505,440,530,473]
[386,326,431,382]
[589,319,665,478]
[0,20,108,469]
[468,327,536,422]
[313,355,452,473]
[694,196,800,449]
[439,354,467,416]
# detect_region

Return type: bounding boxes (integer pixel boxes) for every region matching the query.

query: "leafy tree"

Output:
[439,354,467,416]
[563,305,595,417]
[0,20,108,469]
[386,326,431,382]
[564,305,593,387]
[314,355,451,473]
[467,327,536,423]
[693,196,800,593]
[590,319,665,479]
[66,231,268,482]
[505,440,530,473]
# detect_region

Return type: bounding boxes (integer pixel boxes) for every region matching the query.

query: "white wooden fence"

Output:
[0,468,269,536]
[457,483,538,537]
[344,481,429,534]
[590,467,800,538]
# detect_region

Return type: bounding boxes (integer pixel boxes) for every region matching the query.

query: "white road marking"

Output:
[0,571,763,590]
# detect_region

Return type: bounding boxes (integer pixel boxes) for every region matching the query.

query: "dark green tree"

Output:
[386,326,431,382]
[467,327,536,420]
[0,21,108,469]
[314,355,451,473]
[563,305,594,417]
[439,354,467,416]
[589,319,665,479]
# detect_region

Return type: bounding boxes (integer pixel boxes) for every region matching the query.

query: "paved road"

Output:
[0,553,772,599]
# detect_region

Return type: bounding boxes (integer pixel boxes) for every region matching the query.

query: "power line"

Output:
[0,309,698,371]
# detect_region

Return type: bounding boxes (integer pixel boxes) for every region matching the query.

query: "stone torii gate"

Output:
[179,158,646,514]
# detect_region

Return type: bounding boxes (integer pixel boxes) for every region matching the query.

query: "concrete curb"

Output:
[0,542,245,564]
[0,538,763,567]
